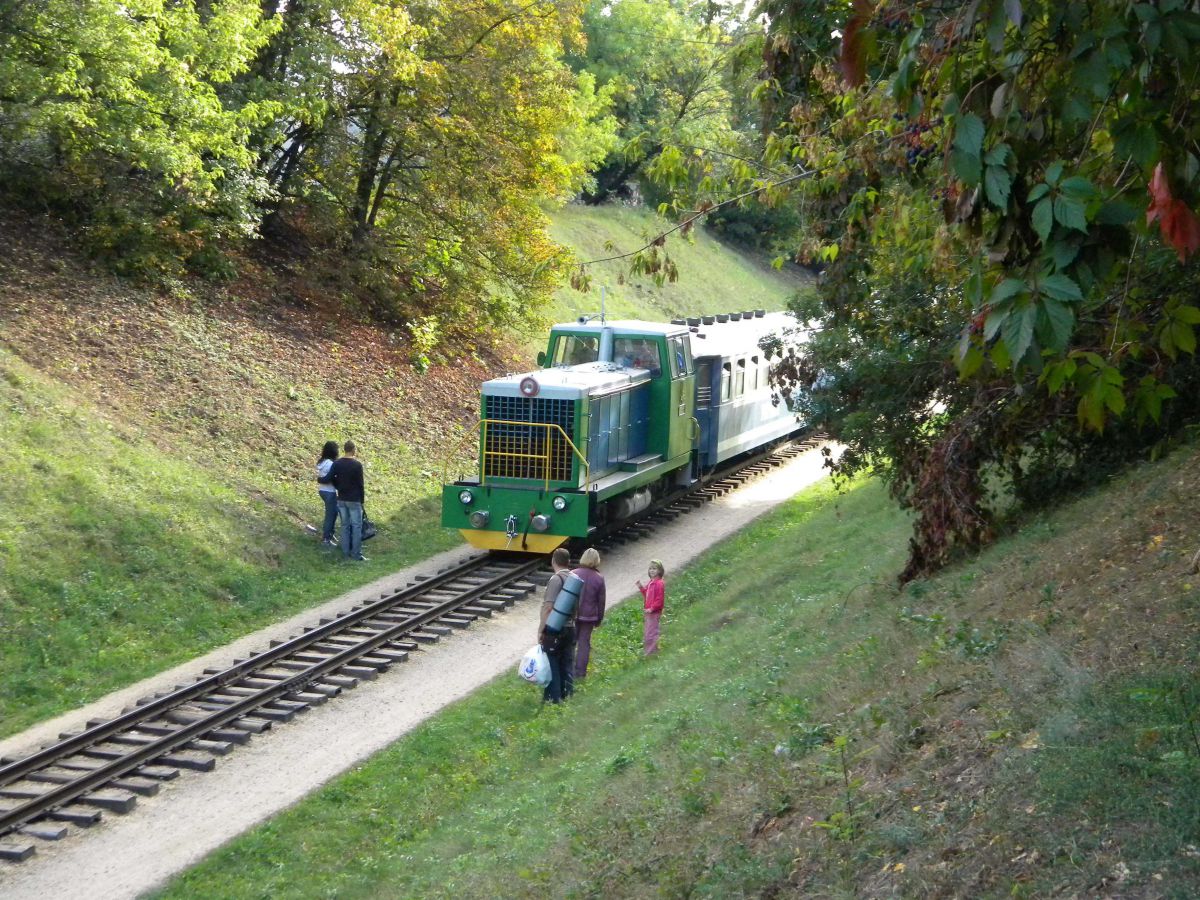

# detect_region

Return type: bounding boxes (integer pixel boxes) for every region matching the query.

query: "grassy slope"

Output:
[0,207,804,737]
[0,348,460,735]
[159,445,1199,898]
[544,204,810,326]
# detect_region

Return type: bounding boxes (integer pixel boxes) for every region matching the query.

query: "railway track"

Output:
[0,554,546,862]
[0,435,826,863]
[591,433,825,548]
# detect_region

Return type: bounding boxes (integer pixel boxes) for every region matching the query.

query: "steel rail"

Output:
[0,554,545,837]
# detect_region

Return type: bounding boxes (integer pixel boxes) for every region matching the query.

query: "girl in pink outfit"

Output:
[636,560,665,655]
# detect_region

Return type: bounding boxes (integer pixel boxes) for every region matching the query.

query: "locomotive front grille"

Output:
[482,395,576,483]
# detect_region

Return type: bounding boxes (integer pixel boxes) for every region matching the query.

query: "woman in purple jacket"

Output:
[572,547,606,679]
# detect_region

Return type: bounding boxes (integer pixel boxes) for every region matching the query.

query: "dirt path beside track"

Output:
[0,444,836,900]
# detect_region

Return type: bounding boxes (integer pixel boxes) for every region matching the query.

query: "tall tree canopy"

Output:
[568,0,740,204]
[0,0,279,268]
[0,0,603,332]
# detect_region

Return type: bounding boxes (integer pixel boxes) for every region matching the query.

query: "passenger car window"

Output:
[721,362,732,401]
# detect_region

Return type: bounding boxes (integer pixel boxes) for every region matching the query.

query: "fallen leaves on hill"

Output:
[0,212,508,517]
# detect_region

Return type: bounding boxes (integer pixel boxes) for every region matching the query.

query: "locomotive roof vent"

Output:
[755,309,765,317]
[686,317,701,326]
[702,315,715,325]
[730,312,742,321]
[716,314,729,323]
[743,310,755,319]
[671,318,686,325]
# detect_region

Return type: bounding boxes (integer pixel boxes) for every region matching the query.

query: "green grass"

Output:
[1006,675,1200,894]
[544,204,810,327]
[156,443,1200,898]
[157,478,912,899]
[0,351,459,738]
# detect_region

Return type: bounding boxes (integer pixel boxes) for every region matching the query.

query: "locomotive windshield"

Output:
[552,334,599,366]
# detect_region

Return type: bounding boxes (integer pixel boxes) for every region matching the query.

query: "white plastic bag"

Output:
[517,644,552,687]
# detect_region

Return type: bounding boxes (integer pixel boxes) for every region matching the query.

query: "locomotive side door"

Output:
[665,334,695,468]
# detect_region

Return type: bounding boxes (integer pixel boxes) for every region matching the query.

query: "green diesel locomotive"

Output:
[441,312,804,552]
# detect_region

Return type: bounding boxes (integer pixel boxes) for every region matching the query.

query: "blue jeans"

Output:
[543,626,576,703]
[319,490,339,542]
[338,500,364,559]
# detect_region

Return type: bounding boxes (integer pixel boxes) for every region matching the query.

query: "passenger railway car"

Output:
[441,311,805,552]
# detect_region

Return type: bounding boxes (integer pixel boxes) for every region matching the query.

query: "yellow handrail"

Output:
[441,419,590,491]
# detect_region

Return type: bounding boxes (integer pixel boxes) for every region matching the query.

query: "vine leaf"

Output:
[1031,197,1054,242]
[954,113,985,158]
[985,165,1012,207]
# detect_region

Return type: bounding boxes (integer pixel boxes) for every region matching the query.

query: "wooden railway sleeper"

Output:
[19,822,68,841]
[128,721,252,746]
[51,757,181,782]
[0,782,136,815]
[336,665,380,680]
[46,806,102,827]
[27,769,160,799]
[0,841,36,862]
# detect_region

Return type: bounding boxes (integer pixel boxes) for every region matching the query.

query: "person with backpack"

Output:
[537,547,576,703]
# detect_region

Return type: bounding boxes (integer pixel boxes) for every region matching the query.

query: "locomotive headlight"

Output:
[468,510,490,528]
[458,489,474,505]
[531,514,551,532]
[552,496,568,512]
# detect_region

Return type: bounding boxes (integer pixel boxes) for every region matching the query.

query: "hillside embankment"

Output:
[152,442,1198,898]
[1,205,1196,897]
[0,204,805,738]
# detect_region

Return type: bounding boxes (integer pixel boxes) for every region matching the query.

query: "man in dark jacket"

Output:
[538,547,576,703]
[321,440,367,561]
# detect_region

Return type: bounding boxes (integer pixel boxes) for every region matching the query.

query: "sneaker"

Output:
[320,539,336,547]
[354,555,369,562]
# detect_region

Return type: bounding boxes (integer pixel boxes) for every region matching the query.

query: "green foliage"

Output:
[1,0,605,333]
[568,0,742,204]
[749,0,1200,579]
[0,0,278,273]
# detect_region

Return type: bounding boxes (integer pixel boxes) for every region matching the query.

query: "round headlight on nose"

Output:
[459,490,474,505]
[552,496,568,511]
[531,514,551,532]
[468,510,490,528]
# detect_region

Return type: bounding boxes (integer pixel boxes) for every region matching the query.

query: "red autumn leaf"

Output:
[1162,200,1200,262]
[1146,162,1200,261]
[839,0,873,88]
[1146,162,1172,226]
